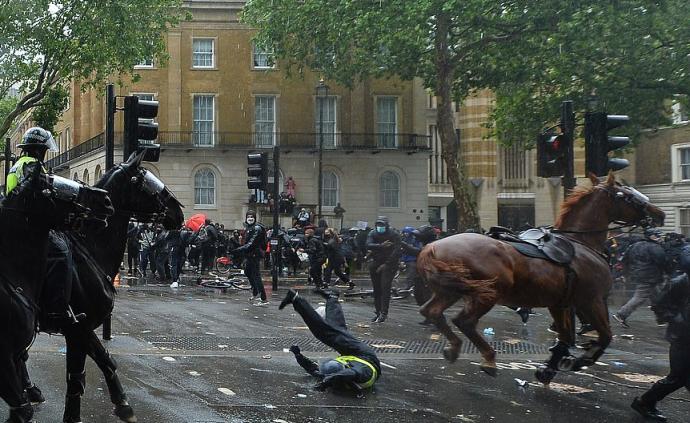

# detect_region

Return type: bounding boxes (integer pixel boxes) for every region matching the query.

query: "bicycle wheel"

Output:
[200,280,234,289]
[228,277,251,290]
[215,257,232,274]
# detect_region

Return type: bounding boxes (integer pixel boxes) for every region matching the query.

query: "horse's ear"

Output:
[587,172,600,186]
[124,150,145,169]
[606,171,616,186]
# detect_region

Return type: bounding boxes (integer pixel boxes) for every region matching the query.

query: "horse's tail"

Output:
[417,244,497,303]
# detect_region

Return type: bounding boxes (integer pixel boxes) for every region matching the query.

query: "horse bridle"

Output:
[111,165,176,224]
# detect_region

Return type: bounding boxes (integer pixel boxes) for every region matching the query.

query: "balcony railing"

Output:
[46,131,430,169]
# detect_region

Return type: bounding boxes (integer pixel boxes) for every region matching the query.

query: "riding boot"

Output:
[7,402,33,423]
[63,371,85,423]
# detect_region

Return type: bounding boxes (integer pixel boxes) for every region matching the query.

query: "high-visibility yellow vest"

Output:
[6,156,39,195]
[334,355,379,389]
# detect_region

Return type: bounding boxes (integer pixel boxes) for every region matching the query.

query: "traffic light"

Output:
[247,152,268,190]
[585,112,630,176]
[537,131,569,177]
[123,95,160,162]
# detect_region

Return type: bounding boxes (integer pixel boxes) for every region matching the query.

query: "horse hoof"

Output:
[535,366,557,385]
[558,356,576,372]
[114,404,137,423]
[7,403,34,423]
[480,362,498,377]
[442,346,459,363]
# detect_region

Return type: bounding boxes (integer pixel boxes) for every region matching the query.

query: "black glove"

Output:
[289,345,301,355]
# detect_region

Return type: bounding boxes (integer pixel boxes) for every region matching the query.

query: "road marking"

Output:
[218,387,236,396]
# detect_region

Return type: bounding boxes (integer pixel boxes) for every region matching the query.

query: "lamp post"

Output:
[316,78,329,219]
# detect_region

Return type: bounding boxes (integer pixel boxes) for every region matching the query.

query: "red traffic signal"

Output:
[537,132,569,177]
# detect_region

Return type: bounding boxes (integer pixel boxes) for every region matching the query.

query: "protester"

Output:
[233,210,269,305]
[366,216,401,323]
[126,219,140,276]
[279,289,381,393]
[323,228,355,290]
[200,218,219,275]
[138,224,155,278]
[305,227,326,289]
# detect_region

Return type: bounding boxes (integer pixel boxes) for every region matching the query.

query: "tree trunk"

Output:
[434,13,480,232]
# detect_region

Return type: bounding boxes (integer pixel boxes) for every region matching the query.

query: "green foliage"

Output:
[30,84,69,134]
[0,0,186,140]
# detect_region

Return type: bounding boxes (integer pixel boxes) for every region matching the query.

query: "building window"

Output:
[254,95,276,147]
[134,58,154,69]
[672,98,689,124]
[63,127,71,152]
[94,165,102,181]
[192,38,215,68]
[681,147,690,181]
[82,169,89,185]
[194,169,216,206]
[322,171,339,207]
[252,44,275,69]
[379,170,400,208]
[680,208,690,237]
[193,95,215,146]
[73,172,78,181]
[376,97,397,148]
[315,96,336,148]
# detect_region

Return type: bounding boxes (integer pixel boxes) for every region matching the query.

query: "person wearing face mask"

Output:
[233,210,268,305]
[366,216,401,323]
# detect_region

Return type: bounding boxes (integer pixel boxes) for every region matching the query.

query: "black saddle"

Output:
[487,226,575,265]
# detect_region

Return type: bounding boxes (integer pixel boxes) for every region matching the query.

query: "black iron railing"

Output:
[46,131,430,169]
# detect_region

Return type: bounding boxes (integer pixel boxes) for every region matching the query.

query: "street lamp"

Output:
[316,78,329,219]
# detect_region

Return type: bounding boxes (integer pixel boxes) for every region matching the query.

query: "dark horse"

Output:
[0,163,113,423]
[22,150,184,423]
[417,173,665,382]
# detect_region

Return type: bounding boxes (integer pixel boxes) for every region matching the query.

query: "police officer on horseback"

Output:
[5,127,79,331]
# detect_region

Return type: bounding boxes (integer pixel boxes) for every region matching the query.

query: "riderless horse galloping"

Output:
[417,173,665,383]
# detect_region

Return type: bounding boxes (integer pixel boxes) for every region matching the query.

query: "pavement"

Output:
[2,272,688,423]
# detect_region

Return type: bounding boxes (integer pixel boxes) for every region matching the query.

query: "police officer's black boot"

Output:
[631,397,667,421]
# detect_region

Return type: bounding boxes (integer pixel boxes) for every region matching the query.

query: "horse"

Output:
[21,150,184,423]
[0,162,113,423]
[417,173,665,383]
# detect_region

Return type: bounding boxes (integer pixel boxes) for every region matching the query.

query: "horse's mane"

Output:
[554,184,596,227]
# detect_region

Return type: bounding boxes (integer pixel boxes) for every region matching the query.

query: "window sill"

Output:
[134,66,155,70]
[194,204,217,210]
[191,67,218,71]
[252,66,277,71]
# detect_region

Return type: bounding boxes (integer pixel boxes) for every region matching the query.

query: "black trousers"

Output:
[293,296,379,369]
[641,341,690,404]
[369,262,396,316]
[127,242,139,271]
[245,256,266,301]
[43,231,73,315]
[309,260,324,287]
[324,258,350,285]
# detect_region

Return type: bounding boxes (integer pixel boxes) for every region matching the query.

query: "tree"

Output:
[242,0,688,230]
[0,0,186,145]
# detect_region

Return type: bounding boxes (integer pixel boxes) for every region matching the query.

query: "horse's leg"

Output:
[451,299,498,376]
[560,300,612,372]
[420,291,463,362]
[535,307,575,385]
[63,332,88,423]
[0,354,33,423]
[85,330,136,423]
[18,353,44,404]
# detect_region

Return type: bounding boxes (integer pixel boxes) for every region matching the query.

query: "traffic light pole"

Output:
[271,146,280,291]
[105,84,115,171]
[561,100,576,200]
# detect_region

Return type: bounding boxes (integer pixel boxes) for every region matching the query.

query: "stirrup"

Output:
[67,306,86,324]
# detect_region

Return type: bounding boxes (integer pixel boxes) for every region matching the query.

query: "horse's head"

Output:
[593,173,665,228]
[97,150,184,229]
[6,162,114,230]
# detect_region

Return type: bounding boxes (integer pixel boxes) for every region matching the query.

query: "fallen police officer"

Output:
[278,288,381,394]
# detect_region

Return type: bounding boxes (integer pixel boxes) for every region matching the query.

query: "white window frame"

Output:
[194,168,216,207]
[192,38,215,69]
[379,170,400,208]
[134,58,154,69]
[193,95,215,147]
[671,143,690,182]
[322,171,339,208]
[315,95,337,148]
[254,95,276,147]
[376,96,398,148]
[252,44,275,69]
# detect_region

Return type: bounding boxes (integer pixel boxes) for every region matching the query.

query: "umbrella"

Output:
[185,213,206,232]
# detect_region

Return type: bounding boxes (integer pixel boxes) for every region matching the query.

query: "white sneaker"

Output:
[254,300,269,306]
[249,295,258,302]
[170,282,179,288]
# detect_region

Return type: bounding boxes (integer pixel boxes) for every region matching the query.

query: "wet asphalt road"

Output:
[2,274,688,423]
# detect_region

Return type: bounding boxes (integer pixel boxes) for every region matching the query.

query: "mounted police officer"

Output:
[233,210,268,305]
[6,127,79,331]
[366,216,401,323]
[632,271,690,421]
[613,228,669,327]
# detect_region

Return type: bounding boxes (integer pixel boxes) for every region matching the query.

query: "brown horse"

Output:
[417,173,665,383]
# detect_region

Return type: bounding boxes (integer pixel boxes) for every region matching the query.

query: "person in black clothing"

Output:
[152,226,170,281]
[401,225,438,323]
[323,228,355,290]
[168,226,190,288]
[366,216,401,323]
[663,232,687,277]
[233,210,268,305]
[227,230,242,268]
[305,227,326,288]
[216,223,228,258]
[631,272,690,421]
[278,289,381,393]
[340,228,359,277]
[200,219,219,275]
[126,220,140,276]
[613,228,670,327]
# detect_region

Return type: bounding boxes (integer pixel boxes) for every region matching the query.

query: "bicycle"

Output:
[199,275,251,290]
[343,262,413,300]
[215,255,241,274]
